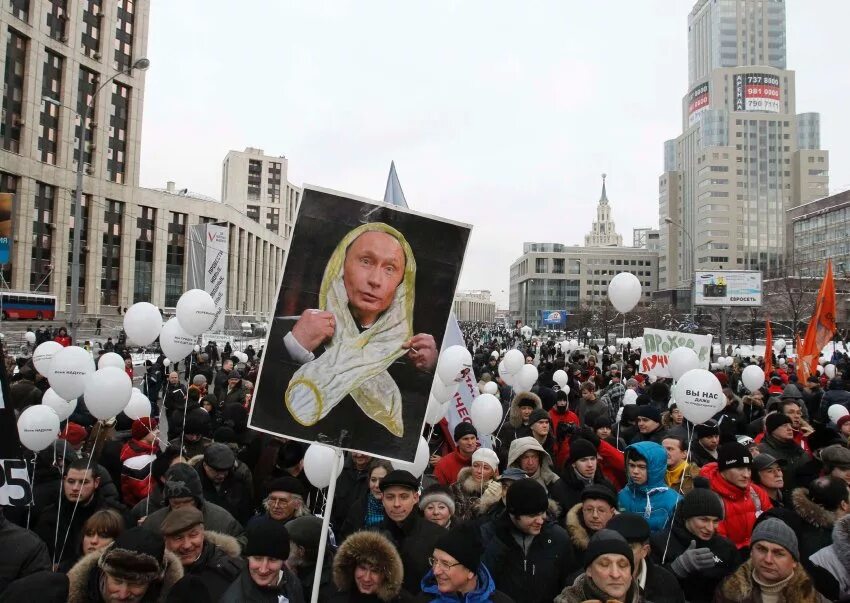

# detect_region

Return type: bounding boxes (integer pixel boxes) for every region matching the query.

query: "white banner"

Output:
[204,224,229,332]
[639,328,713,378]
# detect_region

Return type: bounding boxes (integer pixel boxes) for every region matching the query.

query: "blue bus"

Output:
[0,292,57,320]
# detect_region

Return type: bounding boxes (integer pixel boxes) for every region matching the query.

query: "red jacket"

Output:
[120,438,157,507]
[598,439,626,490]
[53,335,72,347]
[700,462,772,549]
[549,408,580,470]
[433,450,472,486]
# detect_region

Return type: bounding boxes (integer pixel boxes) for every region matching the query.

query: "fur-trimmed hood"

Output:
[333,531,403,601]
[455,466,496,496]
[67,548,184,603]
[204,529,241,557]
[717,559,825,603]
[565,503,592,551]
[508,391,542,428]
[792,487,837,530]
[834,513,850,569]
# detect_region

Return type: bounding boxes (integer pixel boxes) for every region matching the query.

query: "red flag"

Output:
[795,334,805,382]
[764,319,773,377]
[798,260,837,382]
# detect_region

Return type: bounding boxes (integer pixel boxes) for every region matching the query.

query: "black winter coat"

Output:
[480,511,577,603]
[220,568,305,603]
[332,456,370,530]
[377,513,446,595]
[0,513,51,592]
[558,466,615,513]
[182,535,245,601]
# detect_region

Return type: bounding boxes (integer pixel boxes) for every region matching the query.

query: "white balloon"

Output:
[17,405,60,452]
[42,388,77,422]
[778,358,786,367]
[437,345,473,384]
[674,368,725,425]
[668,347,701,381]
[608,272,642,313]
[163,358,171,367]
[503,349,524,374]
[724,356,734,368]
[560,384,571,396]
[710,362,720,370]
[48,346,96,400]
[430,374,458,403]
[483,381,499,395]
[24,331,35,345]
[84,366,133,420]
[98,352,125,370]
[470,394,502,435]
[622,389,638,406]
[516,364,538,390]
[425,394,446,425]
[33,341,63,376]
[716,356,726,367]
[194,345,201,353]
[825,364,837,379]
[391,437,429,478]
[552,370,568,388]
[304,444,337,489]
[607,345,616,355]
[176,289,217,336]
[123,302,163,346]
[741,365,765,392]
[773,338,787,353]
[124,388,152,420]
[818,365,825,374]
[828,404,849,424]
[159,317,196,361]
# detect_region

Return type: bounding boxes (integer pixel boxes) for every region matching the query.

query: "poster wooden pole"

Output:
[309,447,344,603]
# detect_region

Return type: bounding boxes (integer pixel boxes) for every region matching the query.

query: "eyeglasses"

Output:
[428,556,463,570]
[266,496,294,507]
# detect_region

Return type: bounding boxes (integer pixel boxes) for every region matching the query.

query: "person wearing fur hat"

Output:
[650,486,741,603]
[495,392,541,463]
[161,506,244,600]
[480,478,575,603]
[450,448,500,522]
[791,476,850,573]
[419,484,456,529]
[331,531,413,602]
[418,524,513,602]
[66,526,184,603]
[220,517,305,603]
[554,530,641,603]
[559,437,616,511]
[565,485,618,553]
[142,463,245,547]
[714,518,828,603]
[120,417,159,507]
[434,423,479,487]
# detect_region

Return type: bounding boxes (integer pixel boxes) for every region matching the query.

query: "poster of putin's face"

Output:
[249,186,471,462]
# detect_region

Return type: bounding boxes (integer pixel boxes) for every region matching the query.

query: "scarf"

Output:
[365,493,385,527]
[666,460,689,489]
[285,223,416,436]
[582,574,636,603]
[752,568,794,603]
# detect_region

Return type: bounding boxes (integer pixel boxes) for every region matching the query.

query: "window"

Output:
[66,193,90,304]
[535,258,546,273]
[10,0,29,22]
[102,200,124,306]
[107,82,130,183]
[39,50,64,164]
[75,68,98,169]
[114,0,135,71]
[46,0,67,41]
[268,161,281,201]
[31,183,55,292]
[0,173,17,285]
[133,206,155,303]
[247,159,262,200]
[165,212,186,306]
[80,0,102,58]
[1,28,27,153]
[247,205,260,223]
[552,258,565,274]
[266,207,279,233]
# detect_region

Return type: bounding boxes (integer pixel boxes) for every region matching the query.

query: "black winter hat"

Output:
[245,517,291,560]
[765,413,792,434]
[680,486,724,520]
[277,442,307,468]
[183,409,209,436]
[98,527,167,583]
[606,513,651,544]
[166,575,212,603]
[580,484,618,508]
[265,476,307,499]
[212,426,237,444]
[203,443,235,470]
[717,442,752,471]
[434,524,483,572]
[0,571,68,603]
[162,463,203,505]
[648,381,671,404]
[636,405,661,423]
[286,516,324,551]
[379,470,420,492]
[454,422,478,442]
[506,478,549,516]
[528,408,550,425]
[592,415,613,429]
[583,529,634,570]
[695,420,720,439]
[569,439,598,465]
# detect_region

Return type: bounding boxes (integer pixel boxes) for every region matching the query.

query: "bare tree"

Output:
[762,262,818,339]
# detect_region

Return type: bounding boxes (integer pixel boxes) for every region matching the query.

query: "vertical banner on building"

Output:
[187,223,229,332]
[0,193,13,265]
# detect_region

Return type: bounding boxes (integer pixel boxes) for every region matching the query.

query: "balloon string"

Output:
[52,437,68,566]
[663,424,694,565]
[57,421,100,565]
[179,353,195,457]
[25,452,36,530]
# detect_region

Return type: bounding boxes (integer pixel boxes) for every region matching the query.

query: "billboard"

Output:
[640,328,712,378]
[687,81,710,126]
[734,73,781,113]
[695,270,762,307]
[0,193,12,265]
[187,223,229,331]
[539,309,568,325]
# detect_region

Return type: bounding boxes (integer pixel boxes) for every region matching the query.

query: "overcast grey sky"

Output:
[140,1,850,309]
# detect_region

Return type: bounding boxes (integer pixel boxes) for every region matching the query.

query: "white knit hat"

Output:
[471,448,500,472]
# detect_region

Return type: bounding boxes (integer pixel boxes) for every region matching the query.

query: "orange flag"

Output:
[764,319,773,377]
[798,260,837,382]
[795,334,805,382]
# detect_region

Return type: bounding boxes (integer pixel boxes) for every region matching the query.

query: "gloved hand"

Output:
[556,421,576,442]
[670,540,716,577]
[484,480,501,500]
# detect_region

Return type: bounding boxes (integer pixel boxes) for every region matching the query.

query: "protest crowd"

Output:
[3,313,850,603]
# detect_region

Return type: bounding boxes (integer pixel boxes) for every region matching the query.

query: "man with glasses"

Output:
[481,478,575,603]
[248,476,308,527]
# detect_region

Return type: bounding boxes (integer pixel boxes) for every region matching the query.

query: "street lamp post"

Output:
[664,217,696,322]
[43,57,149,344]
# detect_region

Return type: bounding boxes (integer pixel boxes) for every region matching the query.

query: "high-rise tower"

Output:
[658,0,829,297]
[585,174,623,247]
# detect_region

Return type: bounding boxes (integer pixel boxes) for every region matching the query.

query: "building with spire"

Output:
[585,174,623,247]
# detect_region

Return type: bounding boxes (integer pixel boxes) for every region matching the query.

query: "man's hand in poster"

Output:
[290,309,336,354]
[401,333,437,373]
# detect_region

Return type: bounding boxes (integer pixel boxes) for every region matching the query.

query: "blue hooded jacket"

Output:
[420,563,503,602]
[618,441,682,533]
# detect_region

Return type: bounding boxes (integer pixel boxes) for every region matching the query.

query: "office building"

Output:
[453,289,496,323]
[0,1,294,321]
[787,189,850,278]
[633,228,660,251]
[658,0,829,300]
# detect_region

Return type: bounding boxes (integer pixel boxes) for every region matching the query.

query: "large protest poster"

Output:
[249,186,471,462]
[639,328,713,378]
[0,341,32,507]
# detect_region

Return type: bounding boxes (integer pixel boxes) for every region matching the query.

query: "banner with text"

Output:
[640,328,713,378]
[187,224,229,332]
